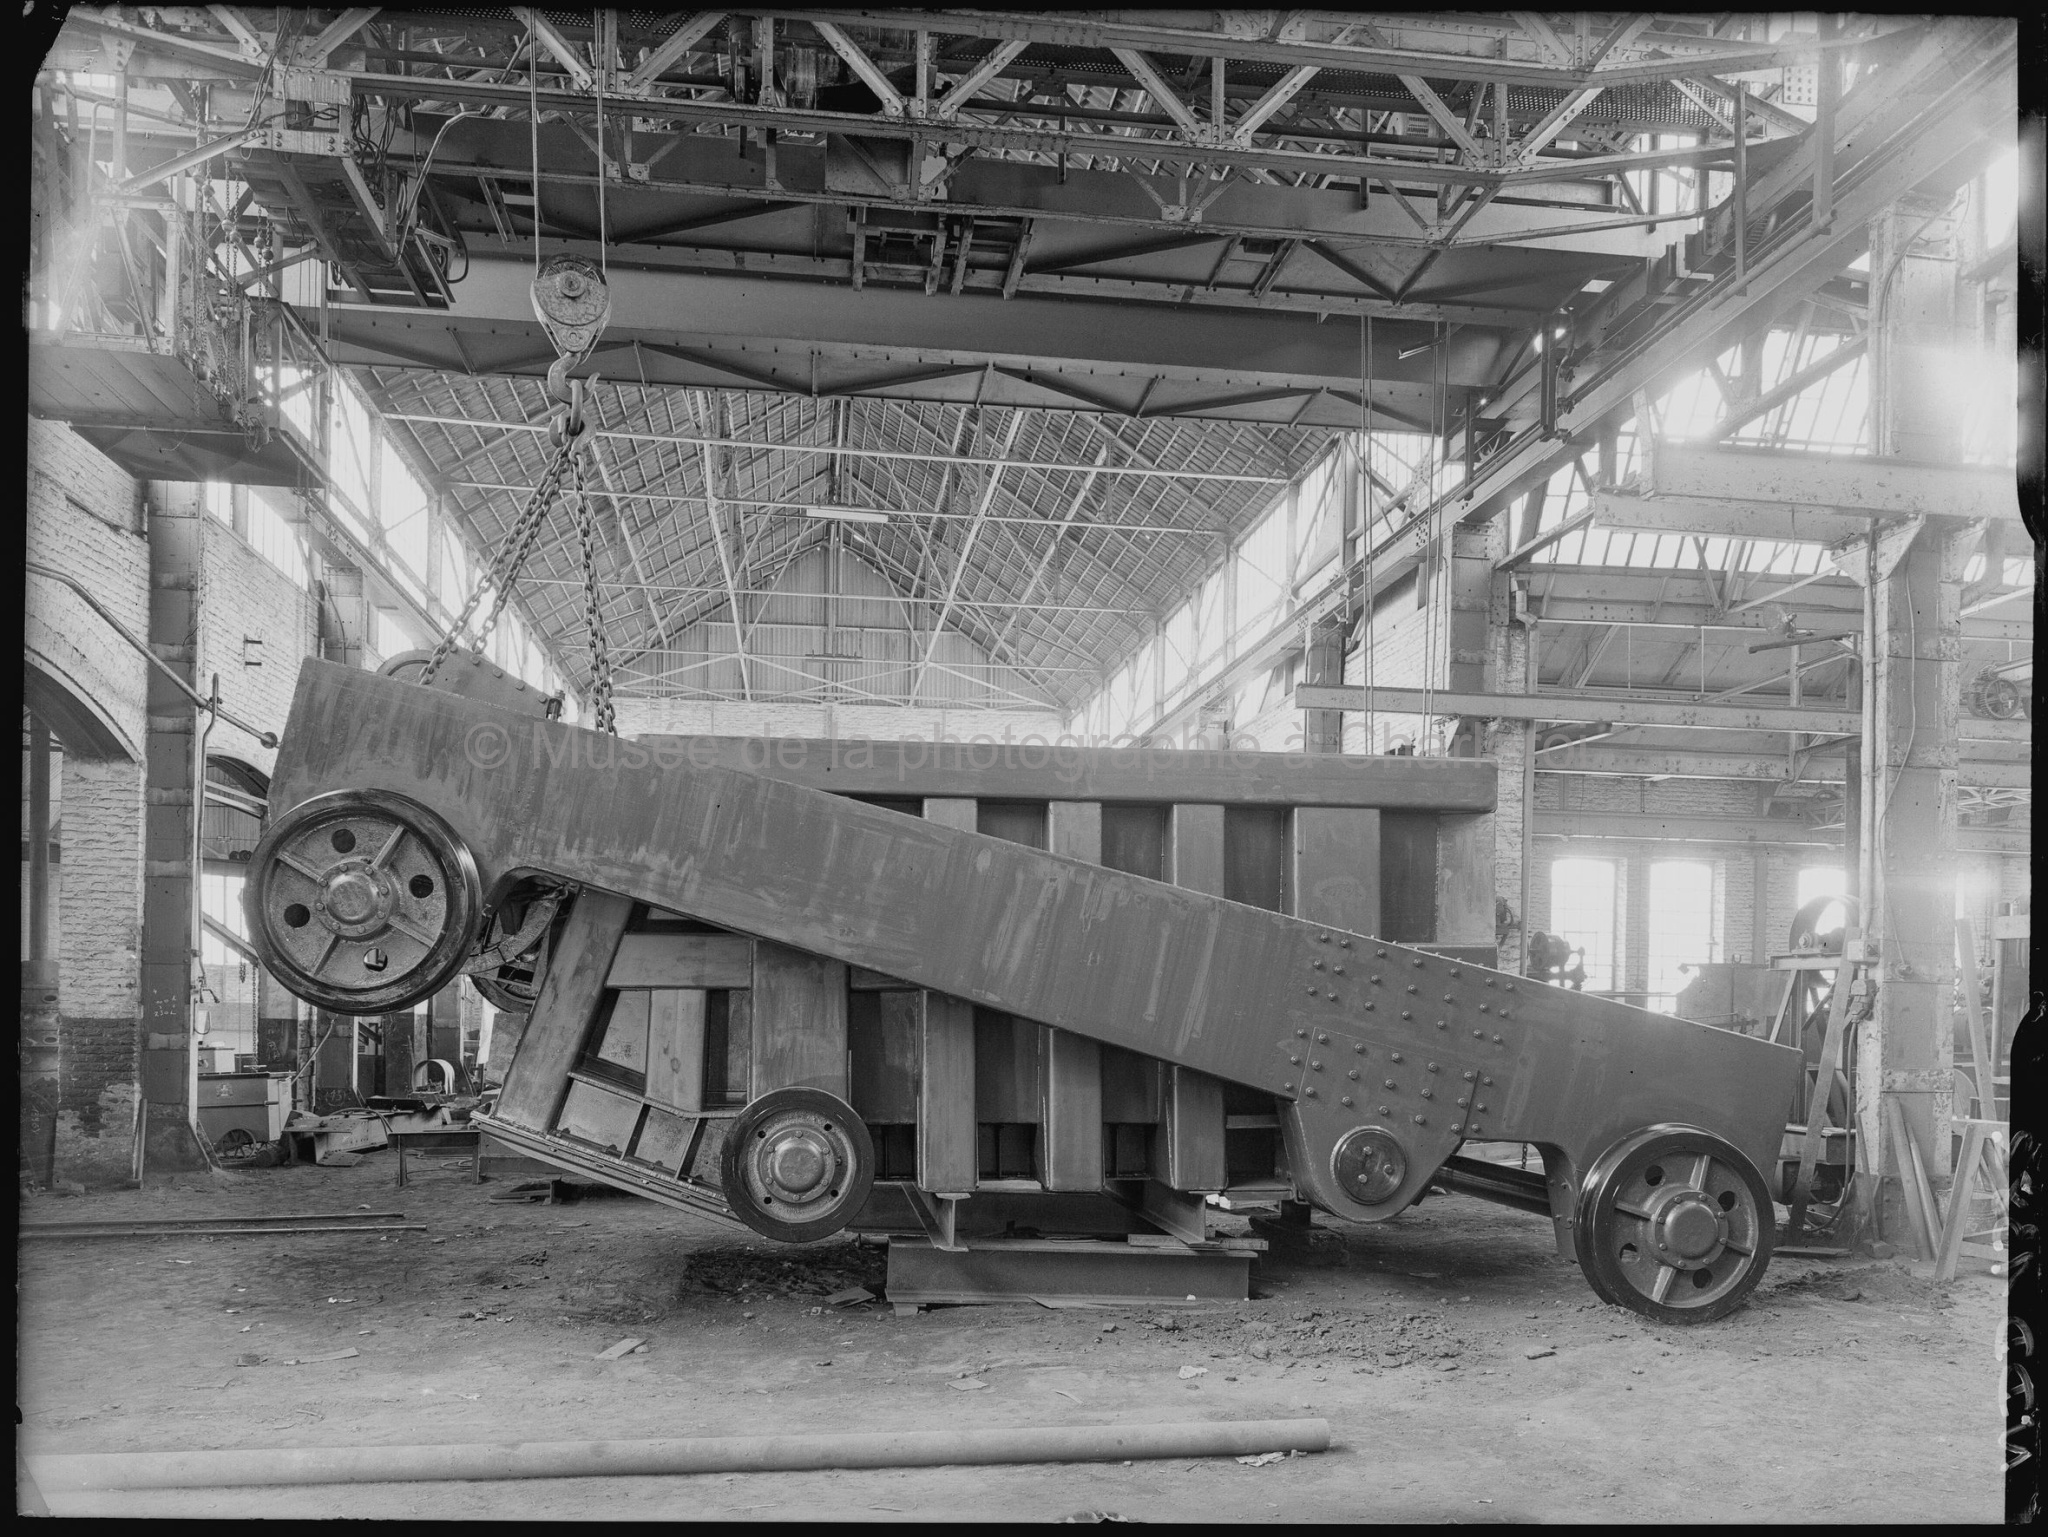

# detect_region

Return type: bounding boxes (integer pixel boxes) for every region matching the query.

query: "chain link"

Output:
[571,446,616,735]
[418,444,569,687]
[418,374,617,734]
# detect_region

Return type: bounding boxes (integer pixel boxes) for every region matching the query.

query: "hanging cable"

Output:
[528,25,543,272]
[1360,312,1375,755]
[1422,318,1443,742]
[592,13,608,277]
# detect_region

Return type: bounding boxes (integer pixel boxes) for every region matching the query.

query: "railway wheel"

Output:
[1574,1125,1774,1324]
[246,790,483,1015]
[720,1088,874,1244]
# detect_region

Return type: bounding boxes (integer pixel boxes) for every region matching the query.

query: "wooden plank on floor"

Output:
[495,889,635,1130]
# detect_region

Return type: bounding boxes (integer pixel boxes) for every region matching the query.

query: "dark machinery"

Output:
[247,661,1802,1322]
[1524,932,1588,991]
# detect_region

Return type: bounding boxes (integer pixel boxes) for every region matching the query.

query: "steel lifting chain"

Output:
[420,257,617,730]
[417,441,573,687]
[568,444,615,734]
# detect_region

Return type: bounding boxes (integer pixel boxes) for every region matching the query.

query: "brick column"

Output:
[21,716,60,1187]
[55,755,146,1185]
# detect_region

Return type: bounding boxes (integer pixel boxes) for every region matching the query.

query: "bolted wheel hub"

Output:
[1331,1127,1408,1207]
[762,1127,833,1202]
[1650,1191,1728,1265]
[1574,1124,1775,1324]
[317,861,396,936]
[720,1087,875,1245]
[246,790,484,1015]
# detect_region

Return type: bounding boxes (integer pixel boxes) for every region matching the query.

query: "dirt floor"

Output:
[19,1155,2003,1523]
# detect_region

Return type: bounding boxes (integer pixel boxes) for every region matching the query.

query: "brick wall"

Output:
[197,513,321,776]
[54,754,144,1184]
[26,419,150,760]
[27,421,151,1183]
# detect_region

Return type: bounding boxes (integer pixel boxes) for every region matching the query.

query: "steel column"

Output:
[140,485,204,1170]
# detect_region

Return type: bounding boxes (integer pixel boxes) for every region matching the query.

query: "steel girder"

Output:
[320,253,1516,427]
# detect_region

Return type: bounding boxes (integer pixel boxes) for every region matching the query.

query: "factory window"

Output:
[202,482,234,525]
[1647,860,1717,1014]
[381,451,431,581]
[200,870,249,966]
[247,489,309,590]
[330,381,375,524]
[1549,858,1617,994]
[276,363,317,444]
[436,529,471,614]
[1984,145,2019,248]
[375,608,416,660]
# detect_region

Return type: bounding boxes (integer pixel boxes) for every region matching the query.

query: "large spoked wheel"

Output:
[720,1088,874,1244]
[246,790,484,1016]
[1574,1125,1775,1324]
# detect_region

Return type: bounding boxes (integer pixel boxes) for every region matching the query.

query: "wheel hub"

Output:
[1331,1127,1408,1206]
[1649,1189,1727,1265]
[759,1128,836,1202]
[315,860,396,937]
[720,1087,876,1244]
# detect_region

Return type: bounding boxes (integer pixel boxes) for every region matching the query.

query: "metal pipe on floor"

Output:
[30,1420,1331,1491]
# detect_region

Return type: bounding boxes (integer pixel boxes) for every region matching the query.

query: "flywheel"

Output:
[245,789,484,1015]
[719,1088,875,1244]
[1574,1125,1775,1324]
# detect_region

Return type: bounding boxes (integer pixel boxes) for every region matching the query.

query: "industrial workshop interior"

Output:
[16,6,2032,1522]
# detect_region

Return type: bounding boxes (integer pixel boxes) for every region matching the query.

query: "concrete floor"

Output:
[19,1157,2002,1522]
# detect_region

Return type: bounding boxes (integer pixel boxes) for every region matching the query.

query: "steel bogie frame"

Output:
[256,661,1802,1312]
